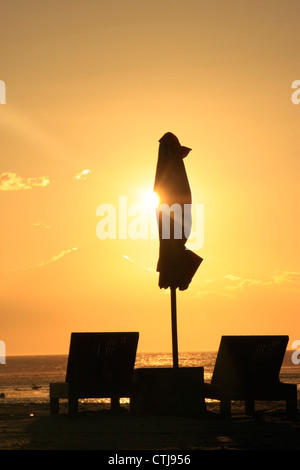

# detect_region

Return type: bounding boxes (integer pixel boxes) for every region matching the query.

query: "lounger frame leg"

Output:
[245,399,255,416]
[50,397,59,416]
[111,395,120,411]
[286,390,298,421]
[220,399,231,418]
[68,395,78,417]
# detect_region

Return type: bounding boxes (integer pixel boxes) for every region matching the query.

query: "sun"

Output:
[140,189,160,209]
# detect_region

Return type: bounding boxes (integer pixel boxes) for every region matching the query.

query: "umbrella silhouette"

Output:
[154,132,203,368]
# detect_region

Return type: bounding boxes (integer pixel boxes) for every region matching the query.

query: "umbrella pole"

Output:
[170,286,179,368]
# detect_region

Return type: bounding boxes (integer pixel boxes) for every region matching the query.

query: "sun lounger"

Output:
[204,335,297,420]
[50,332,139,416]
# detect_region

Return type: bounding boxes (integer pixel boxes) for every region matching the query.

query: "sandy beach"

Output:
[0,399,299,452]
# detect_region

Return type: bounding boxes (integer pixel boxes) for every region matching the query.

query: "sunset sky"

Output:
[1,0,299,356]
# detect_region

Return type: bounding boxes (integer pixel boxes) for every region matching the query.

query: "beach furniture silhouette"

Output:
[154,132,203,368]
[131,366,206,417]
[204,335,298,420]
[50,332,139,416]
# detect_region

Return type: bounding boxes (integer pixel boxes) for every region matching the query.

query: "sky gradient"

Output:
[1,0,299,356]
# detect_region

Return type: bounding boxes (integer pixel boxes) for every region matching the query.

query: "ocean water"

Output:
[0,351,299,404]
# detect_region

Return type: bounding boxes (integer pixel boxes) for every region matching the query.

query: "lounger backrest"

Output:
[66,332,139,396]
[211,335,288,387]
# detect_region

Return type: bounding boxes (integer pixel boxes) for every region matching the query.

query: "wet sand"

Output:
[0,400,299,451]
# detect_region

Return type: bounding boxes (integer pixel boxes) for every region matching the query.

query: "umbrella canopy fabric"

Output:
[154,132,203,291]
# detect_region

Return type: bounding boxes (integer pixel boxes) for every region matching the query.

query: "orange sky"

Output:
[0,0,299,356]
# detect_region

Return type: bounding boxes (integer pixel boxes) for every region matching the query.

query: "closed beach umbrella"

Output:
[154,132,203,367]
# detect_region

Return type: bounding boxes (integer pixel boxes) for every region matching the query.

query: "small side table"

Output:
[131,367,205,417]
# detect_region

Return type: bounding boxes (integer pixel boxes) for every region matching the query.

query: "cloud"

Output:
[195,270,300,299]
[0,247,78,273]
[122,254,156,273]
[45,247,78,265]
[194,277,237,299]
[0,172,49,191]
[122,255,134,263]
[232,278,267,289]
[75,169,90,180]
[224,274,241,282]
[224,270,300,292]
[271,271,300,285]
[195,290,235,299]
[32,223,51,229]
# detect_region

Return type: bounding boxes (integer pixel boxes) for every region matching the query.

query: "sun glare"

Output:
[141,190,160,209]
